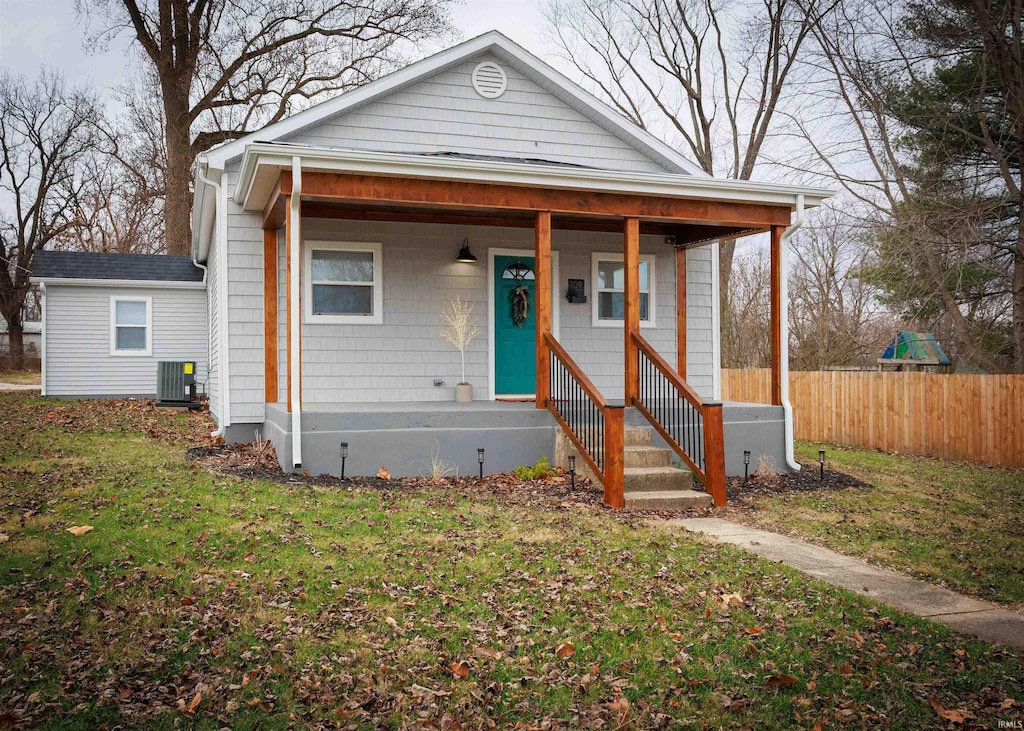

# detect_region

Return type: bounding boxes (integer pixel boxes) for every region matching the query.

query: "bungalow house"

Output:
[39,31,833,510]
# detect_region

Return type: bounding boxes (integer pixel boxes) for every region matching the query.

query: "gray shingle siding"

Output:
[43,284,208,397]
[266,218,715,406]
[34,251,204,282]
[283,53,669,174]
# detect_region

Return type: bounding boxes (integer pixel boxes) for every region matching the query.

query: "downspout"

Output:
[196,162,226,439]
[288,156,303,468]
[779,194,805,471]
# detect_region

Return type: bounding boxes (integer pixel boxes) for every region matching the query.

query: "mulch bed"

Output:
[187,441,873,525]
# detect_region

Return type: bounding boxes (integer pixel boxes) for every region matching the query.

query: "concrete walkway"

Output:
[663,517,1024,651]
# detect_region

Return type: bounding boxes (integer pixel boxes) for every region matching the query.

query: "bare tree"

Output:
[544,0,828,288]
[0,71,101,369]
[788,209,879,369]
[720,250,772,368]
[791,0,1019,371]
[77,0,455,255]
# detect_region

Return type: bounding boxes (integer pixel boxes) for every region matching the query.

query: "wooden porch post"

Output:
[769,224,783,406]
[624,217,641,404]
[535,210,552,409]
[263,229,278,404]
[675,245,687,377]
[603,405,625,508]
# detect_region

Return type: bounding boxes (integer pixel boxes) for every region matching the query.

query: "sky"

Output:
[0,0,555,94]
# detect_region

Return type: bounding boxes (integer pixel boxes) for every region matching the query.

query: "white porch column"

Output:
[288,156,303,468]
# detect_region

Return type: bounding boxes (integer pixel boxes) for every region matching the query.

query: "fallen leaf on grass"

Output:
[765,675,799,689]
[475,646,501,659]
[187,692,203,714]
[1000,698,1017,710]
[838,662,853,676]
[555,642,575,659]
[376,466,392,480]
[718,592,745,609]
[744,626,765,635]
[0,534,8,543]
[67,525,94,536]
[180,596,194,606]
[929,697,976,723]
[607,696,629,715]
[450,661,470,678]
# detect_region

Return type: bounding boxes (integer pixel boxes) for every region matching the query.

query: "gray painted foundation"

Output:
[264,401,558,478]
[261,400,788,479]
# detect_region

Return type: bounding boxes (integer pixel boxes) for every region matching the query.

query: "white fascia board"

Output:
[237,143,835,213]
[203,31,703,176]
[30,277,206,290]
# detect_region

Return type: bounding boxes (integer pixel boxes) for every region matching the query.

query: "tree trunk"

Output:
[2,306,24,371]
[162,86,193,256]
[1013,220,1024,374]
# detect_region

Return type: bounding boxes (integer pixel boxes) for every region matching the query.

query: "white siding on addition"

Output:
[43,284,207,397]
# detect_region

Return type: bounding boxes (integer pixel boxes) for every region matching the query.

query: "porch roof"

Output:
[235,142,834,215]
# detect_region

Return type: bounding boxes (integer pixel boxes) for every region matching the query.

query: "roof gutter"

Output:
[779,194,805,472]
[195,161,230,438]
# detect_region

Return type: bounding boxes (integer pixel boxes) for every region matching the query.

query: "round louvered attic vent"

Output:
[472,62,507,99]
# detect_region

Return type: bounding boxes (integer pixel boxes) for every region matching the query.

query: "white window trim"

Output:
[591,252,656,328]
[303,240,384,325]
[109,296,153,356]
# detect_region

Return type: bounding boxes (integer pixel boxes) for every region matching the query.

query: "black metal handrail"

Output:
[549,349,606,473]
[636,344,706,474]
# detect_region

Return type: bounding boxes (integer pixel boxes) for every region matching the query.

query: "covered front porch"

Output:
[243,144,828,507]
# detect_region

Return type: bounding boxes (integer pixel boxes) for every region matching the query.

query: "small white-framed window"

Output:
[303,241,384,325]
[591,252,656,327]
[110,296,152,356]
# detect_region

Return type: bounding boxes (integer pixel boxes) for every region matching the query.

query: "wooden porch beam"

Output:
[624,217,641,404]
[676,246,687,377]
[769,224,783,406]
[296,172,792,228]
[297,204,766,240]
[263,229,278,404]
[535,211,552,409]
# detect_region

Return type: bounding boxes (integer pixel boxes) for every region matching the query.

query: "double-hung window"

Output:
[591,253,656,327]
[304,241,383,324]
[110,296,152,356]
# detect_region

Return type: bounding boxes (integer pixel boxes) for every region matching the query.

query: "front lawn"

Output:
[725,442,1024,608]
[1,393,1021,728]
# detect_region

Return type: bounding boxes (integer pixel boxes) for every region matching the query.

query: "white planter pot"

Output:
[455,383,473,403]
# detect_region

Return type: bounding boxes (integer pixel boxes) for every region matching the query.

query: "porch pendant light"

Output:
[456,238,477,263]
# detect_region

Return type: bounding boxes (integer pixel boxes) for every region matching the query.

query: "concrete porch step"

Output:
[624,465,695,493]
[624,445,672,468]
[625,489,712,511]
[624,426,652,446]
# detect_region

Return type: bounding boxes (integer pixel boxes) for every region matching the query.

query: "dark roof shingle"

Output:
[31,251,204,283]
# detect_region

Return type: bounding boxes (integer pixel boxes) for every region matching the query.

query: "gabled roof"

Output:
[203,31,706,177]
[32,251,204,284]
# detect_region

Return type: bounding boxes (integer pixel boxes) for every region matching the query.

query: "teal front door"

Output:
[494,255,536,395]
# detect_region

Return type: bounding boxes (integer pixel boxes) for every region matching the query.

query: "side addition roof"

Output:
[32,252,205,284]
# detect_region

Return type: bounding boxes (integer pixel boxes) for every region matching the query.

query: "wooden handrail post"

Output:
[702,400,727,506]
[535,210,552,409]
[603,405,625,509]
[624,217,640,404]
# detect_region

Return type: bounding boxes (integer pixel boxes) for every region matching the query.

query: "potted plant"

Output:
[441,297,481,403]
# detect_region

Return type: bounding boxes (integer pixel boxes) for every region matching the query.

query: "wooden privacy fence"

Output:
[721,369,1024,468]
